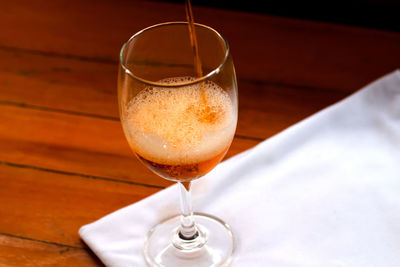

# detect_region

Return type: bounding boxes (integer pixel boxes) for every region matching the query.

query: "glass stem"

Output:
[178,181,198,240]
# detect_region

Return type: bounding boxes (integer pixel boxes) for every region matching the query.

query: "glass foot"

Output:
[143,213,235,267]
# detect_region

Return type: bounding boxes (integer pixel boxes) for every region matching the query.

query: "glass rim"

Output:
[119,21,230,88]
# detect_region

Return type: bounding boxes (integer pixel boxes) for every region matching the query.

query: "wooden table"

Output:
[1,0,399,265]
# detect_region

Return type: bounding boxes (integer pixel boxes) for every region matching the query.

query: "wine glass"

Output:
[118,22,238,266]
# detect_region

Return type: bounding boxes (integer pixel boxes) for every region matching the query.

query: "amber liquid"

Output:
[124,79,236,183]
[137,145,230,182]
[185,0,203,78]
[185,0,209,109]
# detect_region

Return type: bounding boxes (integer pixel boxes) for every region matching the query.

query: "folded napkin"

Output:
[80,70,400,266]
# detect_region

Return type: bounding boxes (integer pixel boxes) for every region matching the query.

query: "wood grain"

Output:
[0,162,160,248]
[0,49,349,140]
[0,104,259,187]
[0,0,399,91]
[0,234,102,266]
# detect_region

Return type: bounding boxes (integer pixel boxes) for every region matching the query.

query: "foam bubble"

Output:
[123,77,237,165]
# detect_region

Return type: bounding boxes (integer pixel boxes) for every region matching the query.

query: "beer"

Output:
[185,0,203,79]
[137,146,230,181]
[122,76,236,181]
[185,0,210,109]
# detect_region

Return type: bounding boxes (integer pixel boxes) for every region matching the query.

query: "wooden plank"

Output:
[0,0,399,91]
[0,162,159,248]
[236,80,348,139]
[0,50,348,140]
[0,105,259,187]
[0,49,117,119]
[0,234,101,266]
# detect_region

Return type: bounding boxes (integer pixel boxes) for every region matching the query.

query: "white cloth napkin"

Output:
[80,70,400,267]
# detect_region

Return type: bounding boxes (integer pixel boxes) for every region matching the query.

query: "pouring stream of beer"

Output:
[185,0,208,109]
[183,0,214,191]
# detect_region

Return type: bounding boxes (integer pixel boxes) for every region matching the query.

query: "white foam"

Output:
[122,77,237,165]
